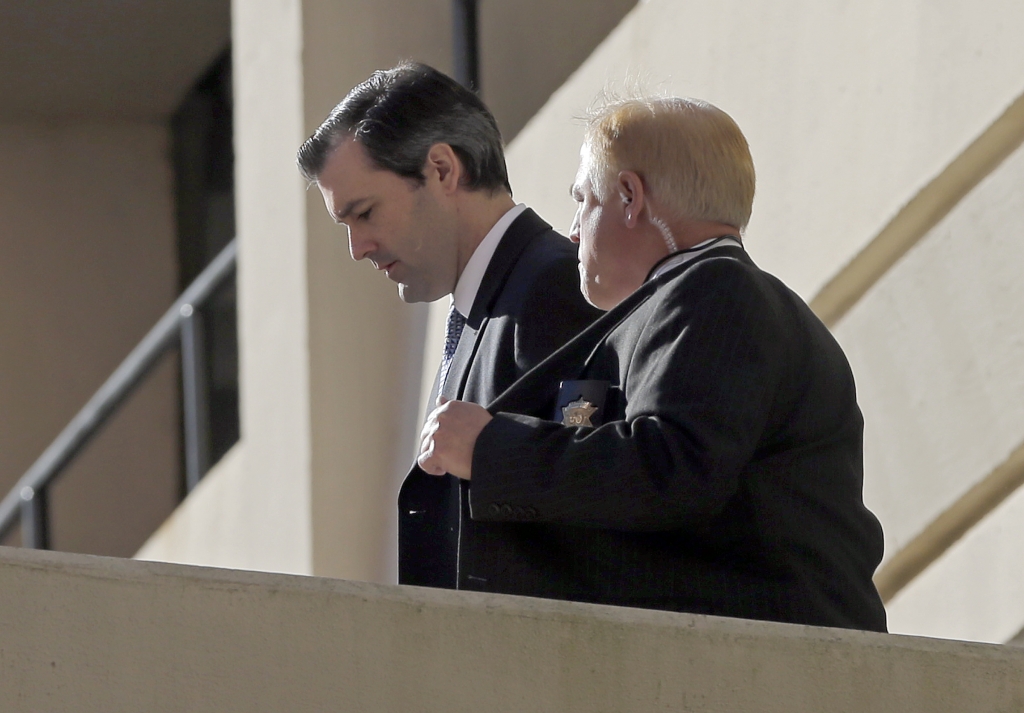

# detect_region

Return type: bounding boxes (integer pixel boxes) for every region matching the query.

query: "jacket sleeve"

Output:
[469,258,790,530]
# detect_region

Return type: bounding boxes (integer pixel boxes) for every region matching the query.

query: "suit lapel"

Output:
[482,280,655,417]
[485,245,750,417]
[444,209,554,400]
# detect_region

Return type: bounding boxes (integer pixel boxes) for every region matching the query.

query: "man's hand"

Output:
[418,398,493,479]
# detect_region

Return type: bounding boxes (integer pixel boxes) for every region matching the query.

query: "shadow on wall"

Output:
[480,0,639,142]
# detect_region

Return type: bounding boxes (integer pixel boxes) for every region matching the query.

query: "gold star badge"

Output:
[562,398,598,427]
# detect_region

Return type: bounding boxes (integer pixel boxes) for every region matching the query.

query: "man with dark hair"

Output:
[297,62,601,589]
[298,63,511,197]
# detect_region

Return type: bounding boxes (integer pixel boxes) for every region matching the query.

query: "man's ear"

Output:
[616,171,645,228]
[424,143,462,193]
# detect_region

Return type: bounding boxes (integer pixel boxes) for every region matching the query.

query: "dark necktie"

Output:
[438,303,466,394]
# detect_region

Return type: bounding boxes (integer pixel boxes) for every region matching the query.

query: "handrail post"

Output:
[180,303,210,492]
[20,485,49,550]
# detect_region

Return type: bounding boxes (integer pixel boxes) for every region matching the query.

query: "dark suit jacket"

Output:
[462,246,887,632]
[398,208,602,588]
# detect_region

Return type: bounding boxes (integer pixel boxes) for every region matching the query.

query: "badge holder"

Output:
[554,380,612,427]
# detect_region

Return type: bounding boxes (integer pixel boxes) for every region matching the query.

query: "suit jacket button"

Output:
[488,503,501,516]
[500,504,513,517]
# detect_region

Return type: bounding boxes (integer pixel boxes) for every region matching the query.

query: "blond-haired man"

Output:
[417,97,887,631]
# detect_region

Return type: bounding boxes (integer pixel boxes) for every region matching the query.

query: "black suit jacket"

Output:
[462,246,887,631]
[398,208,602,588]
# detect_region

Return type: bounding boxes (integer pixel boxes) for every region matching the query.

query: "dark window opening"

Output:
[171,48,239,493]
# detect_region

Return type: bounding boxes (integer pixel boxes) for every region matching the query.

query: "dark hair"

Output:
[297,62,511,195]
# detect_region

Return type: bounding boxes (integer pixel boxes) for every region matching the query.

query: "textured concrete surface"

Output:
[3,547,1024,713]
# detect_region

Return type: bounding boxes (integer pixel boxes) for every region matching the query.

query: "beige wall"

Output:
[886,478,1024,644]
[838,140,1024,643]
[479,0,637,140]
[6,546,1024,712]
[506,0,1024,299]
[226,0,314,576]
[296,1,638,146]
[135,443,249,567]
[0,2,229,122]
[0,123,179,556]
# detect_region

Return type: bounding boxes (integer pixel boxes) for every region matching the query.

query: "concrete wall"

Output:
[135,443,245,567]
[839,141,1024,643]
[479,0,637,140]
[227,0,314,575]
[505,0,1024,299]
[4,546,1024,712]
[0,123,179,557]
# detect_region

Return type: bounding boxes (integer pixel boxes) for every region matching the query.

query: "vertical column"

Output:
[230,0,314,574]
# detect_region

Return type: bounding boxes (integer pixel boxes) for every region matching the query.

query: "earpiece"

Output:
[650,215,679,253]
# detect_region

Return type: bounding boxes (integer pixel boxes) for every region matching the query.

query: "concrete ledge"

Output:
[2,546,1022,712]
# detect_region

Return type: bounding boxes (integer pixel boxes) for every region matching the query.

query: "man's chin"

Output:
[397,282,432,304]
[579,273,600,310]
[580,280,612,312]
[397,283,417,303]
[397,275,454,303]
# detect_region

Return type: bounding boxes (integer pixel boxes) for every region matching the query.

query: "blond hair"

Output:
[584,97,755,230]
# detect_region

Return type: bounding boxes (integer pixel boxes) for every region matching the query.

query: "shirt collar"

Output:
[648,235,743,281]
[452,203,529,316]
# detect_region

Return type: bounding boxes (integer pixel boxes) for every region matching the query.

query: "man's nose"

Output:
[348,227,374,261]
[568,208,582,244]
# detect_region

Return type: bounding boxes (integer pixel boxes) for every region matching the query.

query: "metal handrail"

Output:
[0,239,238,547]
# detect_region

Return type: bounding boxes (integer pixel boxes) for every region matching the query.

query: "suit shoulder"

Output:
[633,255,805,352]
[522,226,582,268]
[656,254,774,307]
[501,228,601,369]
[655,252,853,378]
[674,255,832,339]
[504,227,587,303]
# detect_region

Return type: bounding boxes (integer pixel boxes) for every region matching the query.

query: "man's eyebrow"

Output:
[334,197,368,222]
